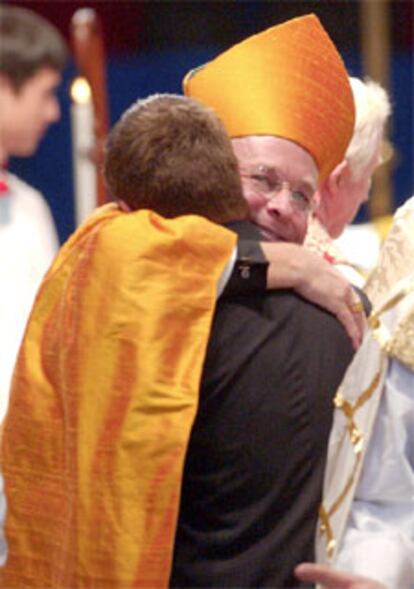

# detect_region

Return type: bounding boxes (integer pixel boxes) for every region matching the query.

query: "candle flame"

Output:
[71,77,92,105]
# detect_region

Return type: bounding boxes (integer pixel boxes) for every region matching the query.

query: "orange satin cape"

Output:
[0,204,236,588]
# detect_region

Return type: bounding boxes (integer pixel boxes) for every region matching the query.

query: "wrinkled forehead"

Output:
[231,135,319,188]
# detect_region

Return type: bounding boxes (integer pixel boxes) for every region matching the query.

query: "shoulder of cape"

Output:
[369,273,414,371]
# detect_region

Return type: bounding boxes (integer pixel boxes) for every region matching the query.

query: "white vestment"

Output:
[316,266,414,588]
[0,171,59,421]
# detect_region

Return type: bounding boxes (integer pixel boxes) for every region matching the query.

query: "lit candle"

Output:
[70,77,97,226]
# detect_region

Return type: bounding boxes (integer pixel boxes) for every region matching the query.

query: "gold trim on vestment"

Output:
[319,356,386,560]
[370,276,414,370]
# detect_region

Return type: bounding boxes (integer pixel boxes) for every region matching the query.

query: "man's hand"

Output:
[295,563,387,589]
[261,243,365,350]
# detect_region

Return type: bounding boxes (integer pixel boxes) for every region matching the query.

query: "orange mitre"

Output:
[184,14,355,180]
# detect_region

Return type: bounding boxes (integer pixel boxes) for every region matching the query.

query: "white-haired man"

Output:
[305,76,391,285]
[314,197,414,588]
[294,199,414,589]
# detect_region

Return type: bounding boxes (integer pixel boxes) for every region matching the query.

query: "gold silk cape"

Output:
[0,204,236,588]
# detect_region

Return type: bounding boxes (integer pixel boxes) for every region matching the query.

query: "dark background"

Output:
[7,0,414,243]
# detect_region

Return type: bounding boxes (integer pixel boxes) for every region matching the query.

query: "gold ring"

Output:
[350,301,364,314]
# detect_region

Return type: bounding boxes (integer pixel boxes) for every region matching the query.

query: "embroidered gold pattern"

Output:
[386,278,414,371]
[365,198,414,307]
[387,311,414,371]
[320,268,414,561]
[319,505,336,559]
[320,358,385,560]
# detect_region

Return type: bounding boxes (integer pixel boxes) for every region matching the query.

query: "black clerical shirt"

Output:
[170,221,355,588]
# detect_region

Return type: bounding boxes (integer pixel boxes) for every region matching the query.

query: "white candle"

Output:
[70,77,97,226]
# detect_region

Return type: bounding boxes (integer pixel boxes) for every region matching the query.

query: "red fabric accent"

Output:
[323,252,335,265]
[0,179,9,196]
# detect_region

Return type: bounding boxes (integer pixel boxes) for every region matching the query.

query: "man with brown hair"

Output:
[0,92,245,587]
[104,93,247,223]
[0,6,68,569]
[0,5,68,421]
[1,86,355,587]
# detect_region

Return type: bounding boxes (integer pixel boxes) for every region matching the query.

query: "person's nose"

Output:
[266,187,295,218]
[47,96,61,123]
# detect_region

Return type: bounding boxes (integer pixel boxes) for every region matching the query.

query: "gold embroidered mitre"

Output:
[183,14,355,180]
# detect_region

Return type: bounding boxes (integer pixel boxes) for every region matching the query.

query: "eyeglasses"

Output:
[240,164,316,213]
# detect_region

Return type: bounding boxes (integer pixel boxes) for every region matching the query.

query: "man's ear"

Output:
[326,159,350,198]
[315,159,349,224]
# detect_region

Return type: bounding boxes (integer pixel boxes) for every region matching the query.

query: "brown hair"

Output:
[104,94,247,224]
[0,6,68,91]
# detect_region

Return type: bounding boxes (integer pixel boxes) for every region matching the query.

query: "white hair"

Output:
[345,77,391,179]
